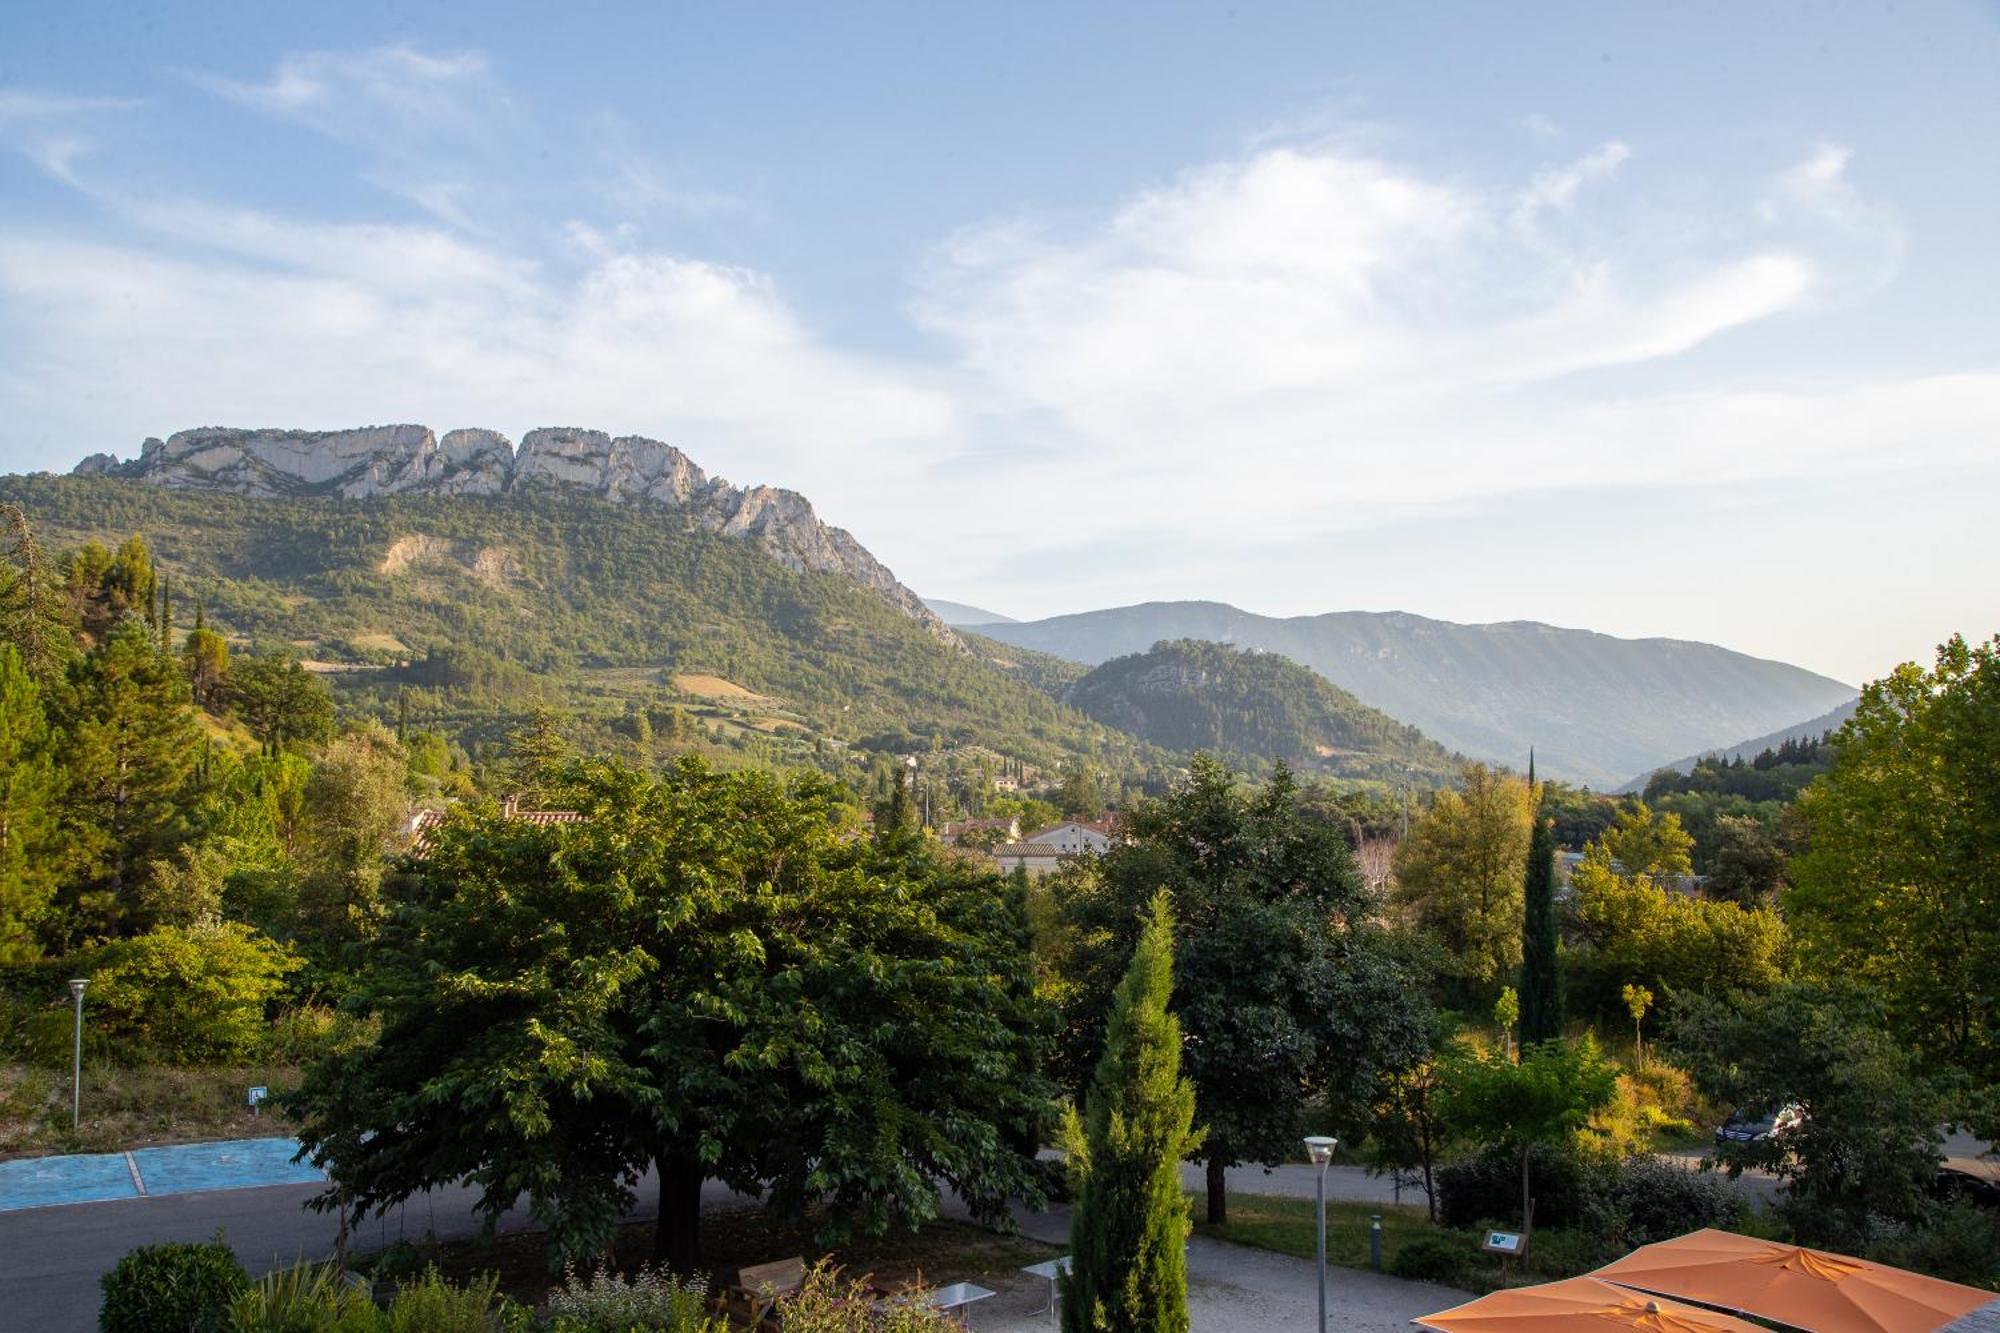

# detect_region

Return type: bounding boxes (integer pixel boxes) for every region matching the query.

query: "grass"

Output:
[0,1060,301,1158]
[1192,1193,1439,1269]
[356,1204,1060,1310]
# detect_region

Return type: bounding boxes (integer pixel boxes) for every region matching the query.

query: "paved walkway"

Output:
[0,1137,324,1211]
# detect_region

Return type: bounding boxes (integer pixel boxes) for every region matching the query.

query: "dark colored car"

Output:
[1714,1104,1804,1149]
[1931,1166,2000,1210]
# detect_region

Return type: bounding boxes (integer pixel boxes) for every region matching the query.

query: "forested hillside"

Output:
[0,475,1151,774]
[1059,639,1459,785]
[970,601,1857,787]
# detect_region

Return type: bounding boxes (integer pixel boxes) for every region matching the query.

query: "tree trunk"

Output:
[1206,1153,1227,1225]
[653,1153,705,1273]
[1520,1145,1533,1242]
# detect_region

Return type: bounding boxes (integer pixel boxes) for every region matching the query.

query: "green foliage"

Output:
[290,756,1051,1270]
[0,644,60,960]
[1519,786,1561,1045]
[227,1260,383,1332]
[1061,893,1200,1333]
[295,726,409,946]
[775,1266,964,1333]
[99,1231,249,1333]
[232,653,337,752]
[1052,756,1430,1225]
[1865,1204,2000,1289]
[1389,1233,1471,1283]
[1668,982,1952,1249]
[84,922,298,1063]
[379,1267,526,1332]
[1564,805,1786,1021]
[1597,1157,1739,1248]
[544,1265,719,1333]
[1060,639,1458,783]
[1788,633,2000,1084]
[1438,1037,1619,1230]
[1394,763,1532,992]
[1435,1142,1608,1230]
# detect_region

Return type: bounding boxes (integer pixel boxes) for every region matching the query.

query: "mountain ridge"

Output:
[970,600,1855,787]
[1616,696,1861,791]
[73,424,949,638]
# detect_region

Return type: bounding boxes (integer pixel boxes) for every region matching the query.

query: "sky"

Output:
[2,2,1997,686]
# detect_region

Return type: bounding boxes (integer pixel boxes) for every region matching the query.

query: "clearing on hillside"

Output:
[674,673,773,703]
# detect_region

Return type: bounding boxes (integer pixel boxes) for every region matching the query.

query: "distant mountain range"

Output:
[1617,696,1861,791]
[962,601,1857,787]
[1059,639,1458,785]
[923,598,1017,625]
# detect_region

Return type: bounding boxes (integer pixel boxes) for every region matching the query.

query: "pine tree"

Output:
[0,503,72,683]
[1519,750,1563,1046]
[0,645,59,961]
[1061,892,1201,1333]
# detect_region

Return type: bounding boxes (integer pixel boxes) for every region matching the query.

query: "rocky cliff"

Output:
[73,425,948,636]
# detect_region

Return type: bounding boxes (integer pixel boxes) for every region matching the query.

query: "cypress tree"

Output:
[1519,750,1563,1045]
[1061,892,1202,1333]
[0,645,59,961]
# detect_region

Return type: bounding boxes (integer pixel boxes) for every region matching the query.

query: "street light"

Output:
[1304,1135,1338,1333]
[67,978,88,1129]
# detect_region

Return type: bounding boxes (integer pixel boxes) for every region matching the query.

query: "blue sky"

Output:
[2,1,1997,685]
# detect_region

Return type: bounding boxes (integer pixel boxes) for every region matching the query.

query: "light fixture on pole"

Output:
[67,978,88,1129]
[1304,1135,1339,1333]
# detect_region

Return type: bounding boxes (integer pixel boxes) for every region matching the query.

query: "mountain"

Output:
[1060,639,1458,785]
[924,598,1018,625]
[1618,696,1861,791]
[972,602,1856,788]
[3,447,1162,773]
[74,425,949,637]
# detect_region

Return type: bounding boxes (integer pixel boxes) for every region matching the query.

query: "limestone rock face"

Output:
[71,424,949,638]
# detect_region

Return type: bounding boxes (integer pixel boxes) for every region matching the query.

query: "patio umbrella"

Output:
[1591,1229,1996,1333]
[1416,1276,1772,1333]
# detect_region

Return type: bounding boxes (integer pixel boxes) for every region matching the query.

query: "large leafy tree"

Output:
[291,756,1052,1270]
[1052,755,1429,1225]
[1668,983,1952,1249]
[1788,634,2000,1083]
[230,653,335,753]
[1062,893,1199,1333]
[1392,762,1532,994]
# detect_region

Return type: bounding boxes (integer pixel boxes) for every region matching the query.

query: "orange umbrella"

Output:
[1592,1229,1996,1333]
[1416,1276,1772,1333]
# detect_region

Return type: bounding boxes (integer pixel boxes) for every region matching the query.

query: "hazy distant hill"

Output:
[925,598,1018,625]
[1061,639,1458,785]
[1618,696,1861,791]
[973,601,1856,787]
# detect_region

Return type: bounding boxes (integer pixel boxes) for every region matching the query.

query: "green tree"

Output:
[182,626,231,709]
[0,644,60,959]
[0,503,74,683]
[1669,983,1951,1249]
[1061,893,1200,1333]
[296,726,410,946]
[1052,756,1429,1225]
[1056,763,1105,818]
[54,618,206,939]
[1365,1019,1461,1222]
[1622,983,1654,1064]
[1519,767,1563,1045]
[230,653,335,752]
[86,922,298,1063]
[1788,634,2000,1083]
[1704,814,1788,907]
[290,757,1051,1270]
[1439,1036,1618,1243]
[1392,763,1532,992]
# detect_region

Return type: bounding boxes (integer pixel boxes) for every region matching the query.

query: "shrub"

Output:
[1867,1204,2000,1287]
[1436,1143,1610,1230]
[381,1266,527,1332]
[1389,1233,1468,1284]
[262,1004,378,1064]
[545,1264,719,1333]
[1603,1157,1739,1246]
[777,1266,966,1333]
[100,1232,248,1333]
[228,1260,381,1331]
[85,923,297,1063]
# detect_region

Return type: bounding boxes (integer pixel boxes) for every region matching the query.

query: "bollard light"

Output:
[1304,1136,1339,1333]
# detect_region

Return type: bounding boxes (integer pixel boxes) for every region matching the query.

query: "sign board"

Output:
[247,1085,269,1111]
[1483,1231,1526,1256]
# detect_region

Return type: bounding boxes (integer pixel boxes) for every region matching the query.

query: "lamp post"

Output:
[67,978,88,1129]
[1304,1135,1338,1333]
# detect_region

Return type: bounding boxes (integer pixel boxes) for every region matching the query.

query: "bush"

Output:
[1602,1157,1739,1246]
[777,1266,966,1333]
[1436,1143,1610,1230]
[1389,1233,1469,1284]
[100,1232,248,1333]
[262,1004,378,1064]
[545,1264,719,1333]
[228,1261,380,1331]
[84,923,297,1063]
[381,1266,527,1332]
[1867,1204,2000,1287]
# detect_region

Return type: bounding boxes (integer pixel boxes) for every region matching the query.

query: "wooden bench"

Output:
[718,1257,809,1330]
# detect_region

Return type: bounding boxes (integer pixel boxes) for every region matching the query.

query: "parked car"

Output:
[1714,1104,1805,1149]
[1931,1165,2000,1210]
